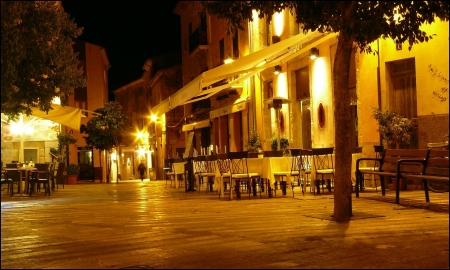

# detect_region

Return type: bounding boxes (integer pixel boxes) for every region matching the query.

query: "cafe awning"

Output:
[182,119,211,132]
[151,32,337,116]
[30,104,99,132]
[210,96,249,118]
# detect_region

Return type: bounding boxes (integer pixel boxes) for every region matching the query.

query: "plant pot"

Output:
[67,175,78,185]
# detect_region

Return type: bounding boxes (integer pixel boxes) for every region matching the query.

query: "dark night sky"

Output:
[62,1,181,100]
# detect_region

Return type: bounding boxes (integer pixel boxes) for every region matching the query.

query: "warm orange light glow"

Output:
[311,57,327,97]
[224,57,234,64]
[273,10,284,37]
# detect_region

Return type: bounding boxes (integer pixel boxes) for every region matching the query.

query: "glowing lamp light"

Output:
[224,57,234,64]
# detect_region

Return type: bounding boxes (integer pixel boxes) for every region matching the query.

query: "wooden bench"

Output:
[397,149,449,203]
[355,149,430,199]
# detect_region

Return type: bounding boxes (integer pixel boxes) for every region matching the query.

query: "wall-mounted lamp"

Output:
[274,65,282,75]
[272,35,280,44]
[310,48,319,60]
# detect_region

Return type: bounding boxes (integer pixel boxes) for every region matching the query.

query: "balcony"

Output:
[189,27,208,58]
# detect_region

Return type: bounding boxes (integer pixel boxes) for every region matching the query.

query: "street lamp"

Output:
[264,97,292,151]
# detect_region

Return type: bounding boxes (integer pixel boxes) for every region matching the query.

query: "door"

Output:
[301,100,312,149]
[78,147,93,181]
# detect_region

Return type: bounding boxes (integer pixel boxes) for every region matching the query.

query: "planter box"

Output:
[66,175,78,185]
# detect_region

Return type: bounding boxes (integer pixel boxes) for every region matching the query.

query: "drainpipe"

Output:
[377,39,382,145]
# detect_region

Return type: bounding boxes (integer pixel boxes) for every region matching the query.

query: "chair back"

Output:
[263,150,283,157]
[164,158,175,173]
[300,149,313,171]
[8,169,21,182]
[6,163,18,168]
[55,163,66,184]
[35,163,50,172]
[204,155,218,173]
[312,147,334,171]
[193,156,206,174]
[228,151,249,175]
[217,154,230,175]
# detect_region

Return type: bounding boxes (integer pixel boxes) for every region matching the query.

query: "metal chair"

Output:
[311,147,335,195]
[164,158,175,188]
[193,156,206,191]
[300,149,313,193]
[173,158,186,188]
[201,155,218,194]
[287,149,303,196]
[217,153,231,199]
[228,151,262,199]
[269,150,298,197]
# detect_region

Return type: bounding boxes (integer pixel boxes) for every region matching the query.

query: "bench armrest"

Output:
[396,158,427,178]
[356,158,381,170]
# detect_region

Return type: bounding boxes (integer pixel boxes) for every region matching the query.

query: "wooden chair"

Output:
[5,169,21,196]
[228,151,262,199]
[54,163,66,190]
[28,163,51,196]
[217,153,231,199]
[311,147,335,195]
[1,170,13,195]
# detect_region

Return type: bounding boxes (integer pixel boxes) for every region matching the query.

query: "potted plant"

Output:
[245,129,263,158]
[372,107,414,149]
[372,107,414,190]
[270,135,290,156]
[66,163,80,185]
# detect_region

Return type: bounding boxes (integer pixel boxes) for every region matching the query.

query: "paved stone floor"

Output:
[1,180,449,269]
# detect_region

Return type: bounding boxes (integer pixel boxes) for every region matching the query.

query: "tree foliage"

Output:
[83,102,127,151]
[1,1,86,120]
[56,132,78,164]
[201,0,449,221]
[202,1,449,53]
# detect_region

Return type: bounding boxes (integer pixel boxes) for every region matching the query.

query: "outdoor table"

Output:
[218,157,293,200]
[4,166,37,197]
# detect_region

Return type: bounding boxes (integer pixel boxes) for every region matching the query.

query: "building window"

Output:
[232,29,239,59]
[219,38,224,65]
[295,66,310,101]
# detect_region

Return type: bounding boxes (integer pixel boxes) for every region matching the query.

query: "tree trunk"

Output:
[332,31,354,221]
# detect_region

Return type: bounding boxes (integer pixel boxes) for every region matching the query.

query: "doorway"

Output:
[78,147,93,181]
[24,148,38,164]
